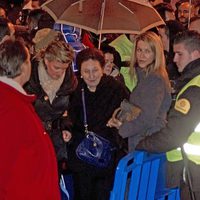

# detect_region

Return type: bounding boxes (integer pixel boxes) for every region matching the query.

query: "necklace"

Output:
[87,85,96,92]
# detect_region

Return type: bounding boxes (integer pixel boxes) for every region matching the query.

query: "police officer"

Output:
[136,30,200,200]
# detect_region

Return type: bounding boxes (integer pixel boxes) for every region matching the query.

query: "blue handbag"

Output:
[76,88,114,168]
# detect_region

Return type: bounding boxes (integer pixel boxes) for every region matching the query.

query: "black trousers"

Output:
[73,168,115,200]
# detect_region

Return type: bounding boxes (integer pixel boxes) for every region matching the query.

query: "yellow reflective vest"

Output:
[109,34,137,91]
[166,74,200,165]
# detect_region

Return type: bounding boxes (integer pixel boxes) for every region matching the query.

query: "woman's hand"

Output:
[107,117,122,129]
[62,130,72,142]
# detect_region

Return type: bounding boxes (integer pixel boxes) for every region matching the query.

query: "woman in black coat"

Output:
[67,48,130,200]
[24,40,77,173]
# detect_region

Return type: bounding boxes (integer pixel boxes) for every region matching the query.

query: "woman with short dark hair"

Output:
[67,48,129,200]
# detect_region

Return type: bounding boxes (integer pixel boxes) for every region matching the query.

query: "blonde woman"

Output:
[24,40,77,174]
[108,31,172,151]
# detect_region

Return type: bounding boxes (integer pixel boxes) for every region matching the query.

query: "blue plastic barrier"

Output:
[60,174,74,200]
[110,151,180,200]
[155,188,180,200]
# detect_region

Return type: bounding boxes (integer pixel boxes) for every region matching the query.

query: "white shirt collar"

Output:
[0,76,27,95]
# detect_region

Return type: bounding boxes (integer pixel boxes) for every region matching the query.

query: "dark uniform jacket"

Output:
[136,58,200,198]
[24,59,78,163]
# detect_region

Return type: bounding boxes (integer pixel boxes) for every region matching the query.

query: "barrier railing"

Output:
[110,151,180,200]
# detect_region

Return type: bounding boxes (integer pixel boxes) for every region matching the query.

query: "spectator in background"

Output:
[26,9,46,40]
[170,0,181,11]
[0,2,28,35]
[177,1,195,28]
[109,34,137,91]
[101,45,125,85]
[194,2,200,16]
[7,0,23,25]
[0,1,9,9]
[17,0,33,26]
[0,17,14,43]
[0,38,61,200]
[157,20,185,83]
[38,10,54,29]
[154,2,176,21]
[189,16,200,33]
[0,6,6,18]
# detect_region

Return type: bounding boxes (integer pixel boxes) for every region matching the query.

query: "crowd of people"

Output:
[0,0,200,200]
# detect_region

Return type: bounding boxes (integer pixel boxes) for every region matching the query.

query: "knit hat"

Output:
[32,28,60,53]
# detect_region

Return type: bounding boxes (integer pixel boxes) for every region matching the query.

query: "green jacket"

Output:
[110,34,136,91]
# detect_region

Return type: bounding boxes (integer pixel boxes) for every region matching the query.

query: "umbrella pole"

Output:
[187,0,192,29]
[98,34,102,49]
[98,0,106,49]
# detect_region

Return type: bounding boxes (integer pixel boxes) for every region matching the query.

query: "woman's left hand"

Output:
[107,117,122,129]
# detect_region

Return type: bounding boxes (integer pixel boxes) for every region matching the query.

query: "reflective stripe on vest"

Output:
[166,74,200,165]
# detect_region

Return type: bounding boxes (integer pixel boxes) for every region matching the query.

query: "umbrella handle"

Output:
[98,34,102,49]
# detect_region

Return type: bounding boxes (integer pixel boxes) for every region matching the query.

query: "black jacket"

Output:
[68,75,130,172]
[136,58,200,193]
[24,59,78,162]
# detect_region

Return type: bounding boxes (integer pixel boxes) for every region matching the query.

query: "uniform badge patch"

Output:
[174,98,190,114]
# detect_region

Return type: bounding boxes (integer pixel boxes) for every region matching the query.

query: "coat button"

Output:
[44,96,49,101]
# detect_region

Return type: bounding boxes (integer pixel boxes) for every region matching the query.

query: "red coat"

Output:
[0,81,61,200]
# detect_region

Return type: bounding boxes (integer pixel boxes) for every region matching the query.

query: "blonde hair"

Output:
[130,31,170,88]
[40,40,74,64]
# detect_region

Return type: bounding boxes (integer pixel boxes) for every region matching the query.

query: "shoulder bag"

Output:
[76,88,114,168]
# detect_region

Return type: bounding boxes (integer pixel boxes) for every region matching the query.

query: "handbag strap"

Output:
[81,88,88,133]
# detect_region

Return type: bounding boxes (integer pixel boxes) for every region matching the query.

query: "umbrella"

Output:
[42,0,164,47]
